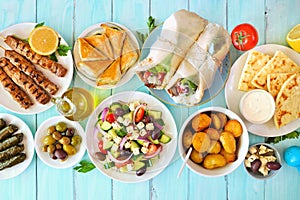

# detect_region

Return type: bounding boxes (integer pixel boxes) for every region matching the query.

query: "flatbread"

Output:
[77,60,113,79]
[84,34,114,60]
[274,73,300,129]
[251,50,300,90]
[267,73,294,98]
[96,58,121,86]
[77,38,108,61]
[120,34,139,74]
[238,50,271,92]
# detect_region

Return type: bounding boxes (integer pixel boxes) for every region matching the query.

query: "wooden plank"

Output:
[0,0,37,200]
[73,1,113,200]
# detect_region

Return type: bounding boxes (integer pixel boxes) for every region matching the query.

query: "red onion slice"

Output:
[143,146,162,159]
[101,107,109,122]
[107,151,133,164]
[119,137,127,150]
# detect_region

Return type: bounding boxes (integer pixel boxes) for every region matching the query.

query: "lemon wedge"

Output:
[28,26,59,55]
[286,24,300,53]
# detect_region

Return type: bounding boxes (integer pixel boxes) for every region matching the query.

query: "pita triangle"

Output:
[78,38,108,61]
[84,34,114,60]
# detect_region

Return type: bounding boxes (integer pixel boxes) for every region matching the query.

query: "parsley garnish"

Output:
[73,160,96,173]
[35,22,44,28]
[136,16,159,44]
[57,44,72,56]
[266,130,300,144]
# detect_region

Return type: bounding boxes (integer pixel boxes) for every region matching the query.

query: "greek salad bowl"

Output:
[178,106,249,177]
[85,91,177,183]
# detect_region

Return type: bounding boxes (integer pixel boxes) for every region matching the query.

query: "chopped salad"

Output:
[93,100,171,176]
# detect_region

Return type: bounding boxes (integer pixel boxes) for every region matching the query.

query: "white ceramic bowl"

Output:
[35,116,86,169]
[239,89,275,124]
[244,142,282,180]
[178,106,249,177]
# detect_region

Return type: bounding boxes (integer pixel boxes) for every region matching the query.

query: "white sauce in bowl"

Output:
[239,89,275,124]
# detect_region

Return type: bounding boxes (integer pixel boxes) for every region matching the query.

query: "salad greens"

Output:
[74,160,96,173]
[266,130,300,144]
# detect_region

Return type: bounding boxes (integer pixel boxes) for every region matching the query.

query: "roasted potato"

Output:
[217,112,228,129]
[192,132,211,153]
[191,113,211,132]
[203,154,226,169]
[211,113,222,130]
[220,148,236,163]
[208,141,221,154]
[190,149,204,163]
[205,128,220,140]
[224,119,243,137]
[182,129,193,149]
[220,131,236,154]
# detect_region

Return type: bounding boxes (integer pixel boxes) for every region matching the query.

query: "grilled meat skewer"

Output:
[5,50,59,95]
[0,58,51,104]
[5,35,67,77]
[0,66,33,109]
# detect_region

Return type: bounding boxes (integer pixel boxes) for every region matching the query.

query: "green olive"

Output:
[63,144,77,155]
[47,126,56,135]
[52,131,62,140]
[56,122,67,132]
[47,144,56,154]
[42,145,48,152]
[71,135,82,146]
[61,101,71,113]
[43,135,56,145]
[59,136,70,145]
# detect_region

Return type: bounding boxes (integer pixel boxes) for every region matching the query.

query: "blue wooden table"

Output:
[0,0,300,200]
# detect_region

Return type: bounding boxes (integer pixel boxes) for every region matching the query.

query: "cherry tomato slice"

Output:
[98,140,107,154]
[114,157,133,168]
[231,23,259,51]
[145,144,159,157]
[135,107,145,123]
[106,113,115,123]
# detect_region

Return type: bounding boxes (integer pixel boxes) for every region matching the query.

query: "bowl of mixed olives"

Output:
[35,116,86,168]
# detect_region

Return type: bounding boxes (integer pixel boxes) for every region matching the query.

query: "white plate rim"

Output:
[85,91,178,183]
[225,44,300,137]
[0,113,34,180]
[34,116,86,169]
[73,22,140,89]
[0,22,74,115]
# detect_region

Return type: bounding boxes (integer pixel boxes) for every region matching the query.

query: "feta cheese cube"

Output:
[136,122,145,129]
[244,159,251,168]
[112,122,121,130]
[139,129,147,136]
[141,147,149,154]
[117,116,124,124]
[104,133,112,141]
[126,125,134,133]
[132,132,139,140]
[111,144,119,152]
[124,141,131,149]
[249,146,258,154]
[248,154,259,162]
[123,118,130,126]
[142,142,149,148]
[126,163,133,171]
[113,136,122,144]
[132,148,140,155]
[146,123,155,131]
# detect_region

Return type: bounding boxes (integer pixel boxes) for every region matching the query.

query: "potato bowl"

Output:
[178,106,249,177]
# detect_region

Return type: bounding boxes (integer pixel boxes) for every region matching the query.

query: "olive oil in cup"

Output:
[52,88,94,121]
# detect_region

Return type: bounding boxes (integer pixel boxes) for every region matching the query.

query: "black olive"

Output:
[136,166,147,176]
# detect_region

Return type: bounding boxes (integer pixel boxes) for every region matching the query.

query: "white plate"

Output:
[0,23,73,114]
[85,91,178,183]
[73,22,140,89]
[35,116,86,169]
[225,44,300,137]
[0,113,34,180]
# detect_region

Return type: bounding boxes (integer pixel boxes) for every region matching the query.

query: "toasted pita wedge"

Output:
[97,58,121,86]
[120,34,139,74]
[251,51,300,90]
[77,60,113,79]
[84,34,114,60]
[238,50,271,92]
[274,73,300,129]
[267,73,294,98]
[101,24,126,59]
[77,38,108,61]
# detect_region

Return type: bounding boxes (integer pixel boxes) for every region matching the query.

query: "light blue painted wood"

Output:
[0,1,37,200]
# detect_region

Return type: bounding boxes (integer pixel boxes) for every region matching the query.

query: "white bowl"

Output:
[35,116,86,169]
[239,89,275,124]
[178,106,249,177]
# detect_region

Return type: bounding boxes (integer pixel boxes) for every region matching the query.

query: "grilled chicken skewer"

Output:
[3,48,59,95]
[4,35,67,77]
[0,65,33,109]
[0,58,51,104]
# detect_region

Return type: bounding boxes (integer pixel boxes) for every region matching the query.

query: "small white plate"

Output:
[73,22,140,89]
[0,113,34,180]
[35,116,86,169]
[0,22,73,114]
[85,91,178,183]
[225,44,300,137]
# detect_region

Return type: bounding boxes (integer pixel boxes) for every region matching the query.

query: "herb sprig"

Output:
[73,160,96,173]
[136,16,159,44]
[266,130,300,144]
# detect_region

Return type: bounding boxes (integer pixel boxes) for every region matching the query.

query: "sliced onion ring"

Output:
[107,151,133,164]
[101,107,109,122]
[143,146,162,159]
[119,137,127,150]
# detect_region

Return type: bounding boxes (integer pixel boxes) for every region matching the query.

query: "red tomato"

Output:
[145,144,159,157]
[106,113,115,123]
[135,107,145,123]
[143,71,152,81]
[114,157,133,168]
[231,23,259,51]
[98,140,107,154]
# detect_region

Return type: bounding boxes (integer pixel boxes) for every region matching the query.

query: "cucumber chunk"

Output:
[148,110,162,119]
[159,134,171,144]
[101,121,112,131]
